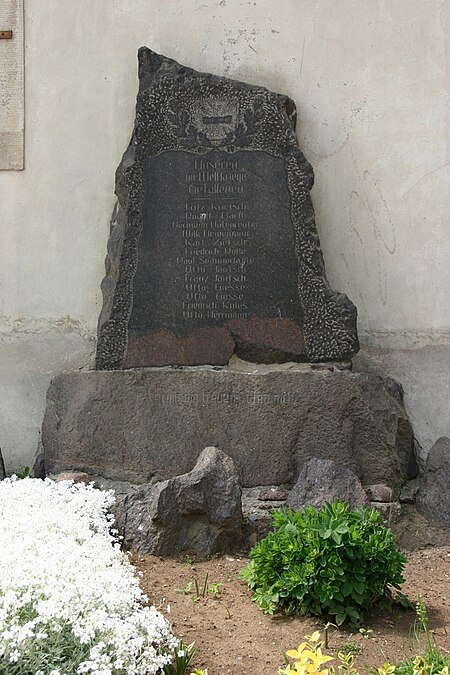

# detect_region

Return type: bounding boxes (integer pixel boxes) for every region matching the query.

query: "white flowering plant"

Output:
[0,476,180,674]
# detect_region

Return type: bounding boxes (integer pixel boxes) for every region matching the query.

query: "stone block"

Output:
[364,483,394,502]
[42,367,418,489]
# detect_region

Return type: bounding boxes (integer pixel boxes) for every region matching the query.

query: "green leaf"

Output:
[341,580,353,597]
[336,612,346,626]
[284,523,298,537]
[353,580,365,594]
[331,531,342,545]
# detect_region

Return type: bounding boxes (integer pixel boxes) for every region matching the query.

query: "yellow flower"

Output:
[286,643,310,660]
[310,647,334,668]
[377,663,396,675]
[413,655,429,675]
[306,631,322,643]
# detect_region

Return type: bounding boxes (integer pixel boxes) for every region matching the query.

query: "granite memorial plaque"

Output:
[96,48,359,368]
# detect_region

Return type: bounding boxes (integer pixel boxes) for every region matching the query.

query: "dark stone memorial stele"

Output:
[96,48,359,369]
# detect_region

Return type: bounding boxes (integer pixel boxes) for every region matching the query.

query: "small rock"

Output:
[54,472,92,485]
[33,452,46,479]
[242,487,287,543]
[416,437,450,529]
[371,501,402,523]
[364,484,393,502]
[286,458,368,511]
[247,532,258,547]
[399,477,421,503]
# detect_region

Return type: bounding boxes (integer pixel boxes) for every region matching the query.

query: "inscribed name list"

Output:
[128,149,303,337]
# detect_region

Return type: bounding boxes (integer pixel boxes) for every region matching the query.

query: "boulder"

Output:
[286,458,369,511]
[416,437,450,529]
[109,447,243,556]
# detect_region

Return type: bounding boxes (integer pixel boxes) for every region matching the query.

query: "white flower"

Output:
[9,649,20,662]
[0,477,178,674]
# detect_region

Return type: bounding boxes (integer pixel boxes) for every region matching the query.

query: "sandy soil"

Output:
[134,508,450,675]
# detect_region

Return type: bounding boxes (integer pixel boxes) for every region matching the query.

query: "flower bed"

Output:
[0,477,178,674]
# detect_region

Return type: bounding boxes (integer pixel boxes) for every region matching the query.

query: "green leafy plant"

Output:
[207,581,223,598]
[14,466,30,479]
[279,630,359,675]
[386,598,450,675]
[241,499,408,625]
[359,627,373,639]
[280,620,450,675]
[336,641,363,657]
[176,580,195,596]
[175,572,231,620]
[176,573,223,602]
[163,640,196,675]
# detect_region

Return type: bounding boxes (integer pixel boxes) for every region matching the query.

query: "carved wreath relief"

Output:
[167,97,265,152]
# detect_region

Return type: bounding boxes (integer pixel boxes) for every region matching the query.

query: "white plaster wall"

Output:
[0,0,449,471]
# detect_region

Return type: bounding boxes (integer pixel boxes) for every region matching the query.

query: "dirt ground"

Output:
[134,507,450,675]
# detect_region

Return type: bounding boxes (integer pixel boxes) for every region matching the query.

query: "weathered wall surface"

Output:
[0,0,448,471]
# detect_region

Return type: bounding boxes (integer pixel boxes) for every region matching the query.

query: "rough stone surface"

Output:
[32,451,46,479]
[364,483,394,503]
[416,437,450,529]
[258,488,288,501]
[242,486,287,545]
[95,47,358,369]
[101,447,243,556]
[371,501,402,523]
[0,449,5,480]
[399,478,421,504]
[42,367,418,488]
[286,458,369,510]
[53,472,92,485]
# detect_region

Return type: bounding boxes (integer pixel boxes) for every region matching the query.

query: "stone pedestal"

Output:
[42,366,417,488]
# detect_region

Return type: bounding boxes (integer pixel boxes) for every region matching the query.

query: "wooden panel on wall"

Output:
[0,0,24,170]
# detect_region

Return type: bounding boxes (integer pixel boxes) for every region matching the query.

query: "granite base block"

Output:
[42,367,417,488]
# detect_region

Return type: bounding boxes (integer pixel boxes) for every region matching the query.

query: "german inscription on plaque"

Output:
[96,48,359,368]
